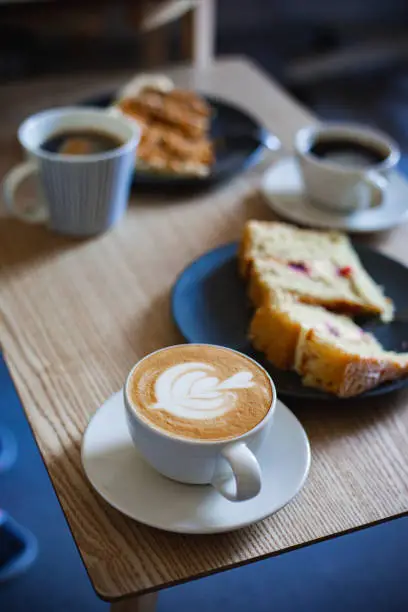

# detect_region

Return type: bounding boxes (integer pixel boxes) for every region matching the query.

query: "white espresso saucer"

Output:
[81,392,311,534]
[261,157,408,233]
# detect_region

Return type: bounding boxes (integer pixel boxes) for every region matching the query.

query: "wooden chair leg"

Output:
[128,0,217,69]
[110,592,158,612]
[181,9,194,62]
[128,1,169,69]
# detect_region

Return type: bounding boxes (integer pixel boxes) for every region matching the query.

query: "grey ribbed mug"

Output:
[2,107,140,237]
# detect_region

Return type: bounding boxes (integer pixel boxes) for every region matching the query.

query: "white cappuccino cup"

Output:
[124,344,276,502]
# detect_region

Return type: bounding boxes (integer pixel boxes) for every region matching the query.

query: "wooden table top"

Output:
[1,57,408,602]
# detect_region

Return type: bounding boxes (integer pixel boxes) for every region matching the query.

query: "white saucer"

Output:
[81,392,311,534]
[261,157,408,233]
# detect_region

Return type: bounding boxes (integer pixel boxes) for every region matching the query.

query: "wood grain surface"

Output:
[1,58,408,602]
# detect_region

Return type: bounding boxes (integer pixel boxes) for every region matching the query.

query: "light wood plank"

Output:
[0,58,407,603]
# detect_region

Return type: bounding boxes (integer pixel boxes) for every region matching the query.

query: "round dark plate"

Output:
[172,242,408,400]
[81,92,270,190]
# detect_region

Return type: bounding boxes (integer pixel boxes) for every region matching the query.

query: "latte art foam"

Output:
[152,362,255,420]
[127,345,273,441]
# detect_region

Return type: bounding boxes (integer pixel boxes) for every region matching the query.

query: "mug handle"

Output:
[2,161,48,223]
[212,442,262,502]
[360,170,389,210]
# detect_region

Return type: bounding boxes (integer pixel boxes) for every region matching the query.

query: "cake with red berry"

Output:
[250,290,381,370]
[240,221,393,321]
[295,327,408,397]
[240,221,406,396]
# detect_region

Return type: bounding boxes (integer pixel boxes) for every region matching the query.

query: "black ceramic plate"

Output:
[81,92,271,190]
[172,242,408,400]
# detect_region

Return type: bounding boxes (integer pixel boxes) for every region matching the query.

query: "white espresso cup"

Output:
[124,345,276,502]
[295,123,400,213]
[2,107,140,236]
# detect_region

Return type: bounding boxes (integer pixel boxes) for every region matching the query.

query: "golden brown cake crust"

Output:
[296,329,408,397]
[250,305,301,370]
[238,223,254,277]
[242,220,401,396]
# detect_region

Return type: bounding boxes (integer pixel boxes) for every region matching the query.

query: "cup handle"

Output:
[2,161,48,223]
[212,442,262,502]
[360,170,388,209]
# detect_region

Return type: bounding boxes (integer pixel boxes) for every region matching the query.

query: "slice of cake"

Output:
[240,220,349,276]
[295,329,408,397]
[248,257,390,318]
[240,221,393,321]
[250,291,380,370]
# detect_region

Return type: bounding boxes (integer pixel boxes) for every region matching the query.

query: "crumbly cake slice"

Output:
[250,291,380,370]
[240,220,393,321]
[239,220,350,277]
[295,328,408,397]
[248,257,391,318]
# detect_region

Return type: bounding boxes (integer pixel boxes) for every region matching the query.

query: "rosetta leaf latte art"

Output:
[151,362,254,420]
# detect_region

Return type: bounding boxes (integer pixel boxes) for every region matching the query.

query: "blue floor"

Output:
[1,352,408,612]
[0,354,105,611]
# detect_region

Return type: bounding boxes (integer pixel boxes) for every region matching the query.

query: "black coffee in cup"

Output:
[42,129,123,156]
[310,138,387,169]
[295,123,399,213]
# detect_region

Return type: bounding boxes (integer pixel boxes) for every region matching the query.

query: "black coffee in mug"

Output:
[42,129,123,156]
[310,138,387,169]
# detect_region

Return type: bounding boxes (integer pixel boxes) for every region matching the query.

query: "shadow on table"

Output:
[0,219,83,276]
[129,291,184,358]
[242,188,278,222]
[286,388,408,450]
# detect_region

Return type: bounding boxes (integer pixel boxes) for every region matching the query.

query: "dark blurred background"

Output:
[2,0,408,173]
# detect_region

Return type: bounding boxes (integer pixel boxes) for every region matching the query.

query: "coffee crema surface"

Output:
[127,345,273,441]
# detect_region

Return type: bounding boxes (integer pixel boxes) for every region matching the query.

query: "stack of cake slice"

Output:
[241,221,408,397]
[240,221,393,320]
